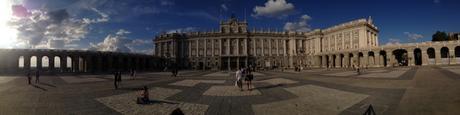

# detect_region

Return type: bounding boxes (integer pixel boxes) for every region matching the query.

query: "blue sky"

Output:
[3,0,460,54]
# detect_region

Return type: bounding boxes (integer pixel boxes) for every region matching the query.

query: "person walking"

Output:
[117,71,122,87]
[356,65,361,75]
[245,68,254,91]
[235,68,243,91]
[114,71,118,89]
[27,71,31,85]
[35,70,40,83]
[131,69,136,80]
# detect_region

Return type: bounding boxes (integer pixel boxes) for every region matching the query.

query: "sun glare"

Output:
[0,0,18,48]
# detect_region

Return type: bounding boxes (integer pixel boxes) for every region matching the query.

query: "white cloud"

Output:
[167,27,198,33]
[283,14,312,32]
[116,29,131,35]
[82,8,109,24]
[252,0,295,18]
[221,4,228,11]
[89,29,153,54]
[404,32,423,42]
[9,8,109,49]
[385,38,401,45]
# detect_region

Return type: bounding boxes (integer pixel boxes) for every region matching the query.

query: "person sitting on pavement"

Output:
[137,86,150,104]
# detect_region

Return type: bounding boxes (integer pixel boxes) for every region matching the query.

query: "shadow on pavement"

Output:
[31,84,47,91]
[254,84,284,90]
[39,82,57,88]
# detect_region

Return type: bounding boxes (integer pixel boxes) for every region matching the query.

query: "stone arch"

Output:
[42,56,49,68]
[18,56,24,68]
[368,51,375,66]
[440,47,450,64]
[379,50,387,67]
[30,56,37,68]
[414,48,422,65]
[349,53,354,67]
[392,49,408,66]
[427,47,435,65]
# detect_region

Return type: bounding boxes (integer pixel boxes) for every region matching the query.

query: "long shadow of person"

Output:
[253,84,284,90]
[39,82,57,88]
[31,84,47,91]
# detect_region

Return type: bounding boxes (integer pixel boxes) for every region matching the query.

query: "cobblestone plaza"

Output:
[1,66,460,115]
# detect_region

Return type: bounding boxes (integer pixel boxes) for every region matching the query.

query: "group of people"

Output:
[26,70,40,85]
[294,66,304,72]
[235,67,254,91]
[113,71,122,89]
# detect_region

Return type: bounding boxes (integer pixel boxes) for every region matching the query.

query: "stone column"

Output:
[329,55,334,68]
[389,52,396,67]
[380,55,385,67]
[343,54,349,68]
[283,40,287,56]
[227,39,231,55]
[374,54,380,67]
[450,49,456,65]
[49,56,55,72]
[335,55,341,68]
[435,48,441,65]
[276,39,279,56]
[37,56,42,71]
[321,55,328,68]
[189,41,192,57]
[363,54,368,68]
[24,55,31,72]
[253,39,256,56]
[236,39,239,56]
[269,39,272,56]
[196,40,199,57]
[261,39,265,56]
[244,38,247,55]
[408,51,414,66]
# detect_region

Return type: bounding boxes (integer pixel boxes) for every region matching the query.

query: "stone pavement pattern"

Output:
[1,66,460,115]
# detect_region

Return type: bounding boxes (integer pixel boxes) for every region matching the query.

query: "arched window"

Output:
[54,56,61,68]
[30,56,37,68]
[42,56,49,68]
[66,56,72,68]
[18,56,24,68]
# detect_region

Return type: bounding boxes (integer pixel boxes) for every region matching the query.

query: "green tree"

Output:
[432,31,448,41]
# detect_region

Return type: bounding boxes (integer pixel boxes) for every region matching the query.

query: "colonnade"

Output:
[317,42,460,68]
[0,49,162,74]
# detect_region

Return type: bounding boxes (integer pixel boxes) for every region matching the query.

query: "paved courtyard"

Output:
[1,66,460,115]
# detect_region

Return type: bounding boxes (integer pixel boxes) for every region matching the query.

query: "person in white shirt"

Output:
[235,68,243,91]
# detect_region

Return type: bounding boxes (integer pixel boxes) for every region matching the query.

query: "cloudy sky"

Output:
[1,0,459,54]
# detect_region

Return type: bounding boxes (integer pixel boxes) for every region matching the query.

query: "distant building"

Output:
[154,15,460,70]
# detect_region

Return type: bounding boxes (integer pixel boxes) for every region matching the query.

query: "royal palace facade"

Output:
[154,16,460,70]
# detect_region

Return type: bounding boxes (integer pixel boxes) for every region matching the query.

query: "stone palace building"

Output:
[154,16,460,70]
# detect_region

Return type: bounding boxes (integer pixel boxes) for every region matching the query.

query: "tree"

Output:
[432,31,448,41]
